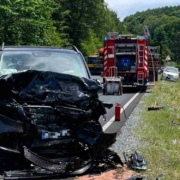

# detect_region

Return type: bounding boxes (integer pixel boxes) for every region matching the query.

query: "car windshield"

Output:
[165,67,179,73]
[0,51,88,78]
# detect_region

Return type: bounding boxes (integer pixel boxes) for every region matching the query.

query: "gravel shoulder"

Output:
[110,92,150,160]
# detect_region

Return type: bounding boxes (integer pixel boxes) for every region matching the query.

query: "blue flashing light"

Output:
[121,59,130,66]
[104,36,107,41]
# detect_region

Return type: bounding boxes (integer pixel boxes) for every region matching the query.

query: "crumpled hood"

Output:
[0,70,119,179]
[0,70,102,109]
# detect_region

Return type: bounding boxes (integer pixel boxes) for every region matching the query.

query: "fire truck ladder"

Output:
[137,43,145,85]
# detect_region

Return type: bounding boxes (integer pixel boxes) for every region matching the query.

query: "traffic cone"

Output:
[115,103,121,121]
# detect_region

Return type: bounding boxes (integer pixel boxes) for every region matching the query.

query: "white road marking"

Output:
[102,92,140,131]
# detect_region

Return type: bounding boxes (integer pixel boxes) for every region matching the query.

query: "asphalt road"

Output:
[92,75,145,134]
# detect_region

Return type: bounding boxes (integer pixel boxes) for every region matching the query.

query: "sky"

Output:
[104,0,180,21]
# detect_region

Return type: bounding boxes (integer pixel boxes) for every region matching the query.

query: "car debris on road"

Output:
[123,151,147,171]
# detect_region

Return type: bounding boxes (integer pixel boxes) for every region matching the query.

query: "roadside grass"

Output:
[135,78,180,179]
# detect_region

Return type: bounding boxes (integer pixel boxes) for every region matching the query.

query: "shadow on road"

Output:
[123,87,139,94]
[123,87,152,94]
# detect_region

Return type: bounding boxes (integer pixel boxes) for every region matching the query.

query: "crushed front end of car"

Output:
[0,70,119,179]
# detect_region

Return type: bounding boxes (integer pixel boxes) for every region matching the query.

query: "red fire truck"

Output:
[101,26,161,95]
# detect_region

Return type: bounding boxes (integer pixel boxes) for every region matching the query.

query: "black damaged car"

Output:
[0,45,119,179]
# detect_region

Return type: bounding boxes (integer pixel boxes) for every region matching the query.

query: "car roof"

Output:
[1,46,79,54]
[165,67,178,71]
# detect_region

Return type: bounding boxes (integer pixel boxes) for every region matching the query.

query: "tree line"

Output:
[0,1,179,61]
[124,5,180,63]
[0,0,125,57]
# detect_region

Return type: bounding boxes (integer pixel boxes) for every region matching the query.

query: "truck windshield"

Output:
[116,55,136,72]
[0,51,88,78]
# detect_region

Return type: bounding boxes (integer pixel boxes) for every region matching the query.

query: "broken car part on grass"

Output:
[125,174,149,180]
[123,151,147,171]
[148,106,164,111]
[171,120,180,126]
[0,70,122,179]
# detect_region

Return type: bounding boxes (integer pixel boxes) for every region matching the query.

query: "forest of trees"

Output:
[0,1,179,61]
[124,5,180,62]
[0,0,125,56]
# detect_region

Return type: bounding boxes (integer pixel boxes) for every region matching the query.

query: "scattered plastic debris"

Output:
[148,106,164,111]
[171,120,180,126]
[148,101,164,111]
[123,151,147,170]
[155,174,166,180]
[125,174,149,180]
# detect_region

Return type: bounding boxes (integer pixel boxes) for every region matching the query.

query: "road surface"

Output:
[92,76,145,134]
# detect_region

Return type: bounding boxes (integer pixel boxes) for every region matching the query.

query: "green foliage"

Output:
[80,29,102,58]
[0,1,179,59]
[0,0,123,56]
[136,79,180,179]
[124,5,180,63]
[0,0,57,45]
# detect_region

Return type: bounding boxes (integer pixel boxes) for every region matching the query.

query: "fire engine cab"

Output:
[101,26,161,95]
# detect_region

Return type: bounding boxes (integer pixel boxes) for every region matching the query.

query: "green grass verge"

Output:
[135,78,180,179]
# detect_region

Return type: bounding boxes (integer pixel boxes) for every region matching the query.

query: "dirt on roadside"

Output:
[73,166,134,180]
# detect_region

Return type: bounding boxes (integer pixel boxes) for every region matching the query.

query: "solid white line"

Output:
[102,92,140,131]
